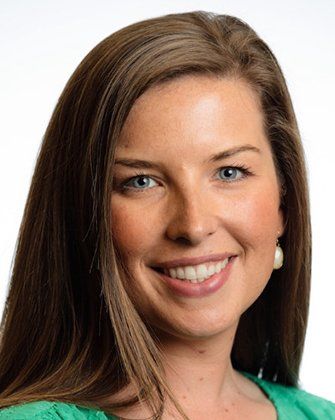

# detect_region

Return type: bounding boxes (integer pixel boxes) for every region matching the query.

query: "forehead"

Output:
[117,75,267,154]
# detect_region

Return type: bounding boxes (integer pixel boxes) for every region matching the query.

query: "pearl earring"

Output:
[273,238,284,269]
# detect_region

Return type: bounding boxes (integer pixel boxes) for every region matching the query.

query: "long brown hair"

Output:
[0,10,311,419]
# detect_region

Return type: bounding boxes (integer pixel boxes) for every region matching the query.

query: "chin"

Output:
[152,312,240,342]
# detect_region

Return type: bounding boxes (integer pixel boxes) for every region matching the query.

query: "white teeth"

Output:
[207,265,216,276]
[196,264,207,279]
[185,266,197,280]
[163,258,230,283]
[222,259,229,269]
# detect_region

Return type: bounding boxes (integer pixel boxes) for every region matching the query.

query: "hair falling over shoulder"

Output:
[0,10,311,420]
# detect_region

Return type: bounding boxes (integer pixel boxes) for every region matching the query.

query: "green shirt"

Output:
[1,370,335,419]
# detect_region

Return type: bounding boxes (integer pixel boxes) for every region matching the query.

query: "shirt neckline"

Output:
[239,370,280,418]
[102,370,283,419]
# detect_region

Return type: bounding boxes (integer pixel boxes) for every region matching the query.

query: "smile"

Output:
[153,256,232,283]
[151,256,236,298]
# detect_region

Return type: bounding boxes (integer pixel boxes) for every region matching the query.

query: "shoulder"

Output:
[260,376,335,417]
[241,371,335,418]
[0,400,117,419]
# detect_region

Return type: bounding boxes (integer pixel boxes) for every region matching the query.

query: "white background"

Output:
[1,0,334,402]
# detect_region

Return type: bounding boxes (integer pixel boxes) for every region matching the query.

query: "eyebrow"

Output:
[114,144,261,170]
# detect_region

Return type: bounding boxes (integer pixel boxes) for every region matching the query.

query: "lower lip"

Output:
[152,256,236,298]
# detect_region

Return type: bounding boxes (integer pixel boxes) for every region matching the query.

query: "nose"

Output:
[165,188,218,245]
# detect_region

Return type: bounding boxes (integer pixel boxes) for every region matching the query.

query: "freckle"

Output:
[224,408,229,413]
[199,377,204,381]
[182,395,187,399]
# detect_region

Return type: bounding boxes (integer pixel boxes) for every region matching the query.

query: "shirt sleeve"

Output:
[294,390,335,419]
[0,401,117,419]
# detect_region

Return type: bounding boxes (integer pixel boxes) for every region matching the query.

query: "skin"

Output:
[110,75,284,419]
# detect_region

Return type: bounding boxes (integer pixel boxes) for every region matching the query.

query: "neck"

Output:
[106,322,266,419]
[154,322,242,409]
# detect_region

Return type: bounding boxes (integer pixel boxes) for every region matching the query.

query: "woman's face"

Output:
[111,75,284,340]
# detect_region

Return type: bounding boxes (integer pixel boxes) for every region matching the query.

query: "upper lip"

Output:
[151,253,236,269]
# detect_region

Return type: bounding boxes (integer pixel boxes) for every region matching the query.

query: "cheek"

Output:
[110,200,154,259]
[230,185,280,297]
[230,184,281,243]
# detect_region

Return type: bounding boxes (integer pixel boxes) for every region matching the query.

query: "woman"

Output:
[0,10,334,420]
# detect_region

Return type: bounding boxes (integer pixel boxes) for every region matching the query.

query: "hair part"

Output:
[0,10,311,420]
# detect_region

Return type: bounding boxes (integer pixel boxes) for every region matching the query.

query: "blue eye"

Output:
[116,165,252,194]
[125,175,157,190]
[218,167,245,181]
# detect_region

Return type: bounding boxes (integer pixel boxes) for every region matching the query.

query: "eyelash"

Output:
[115,165,254,194]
